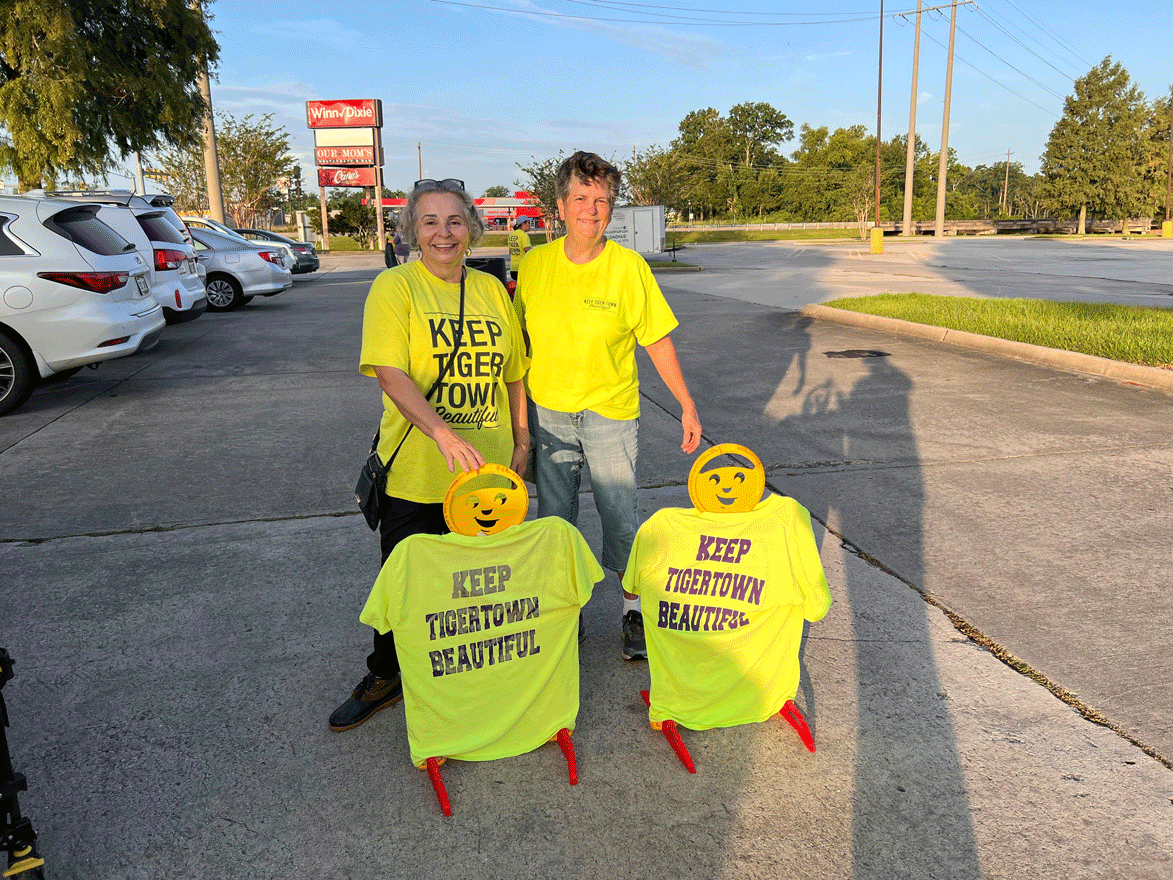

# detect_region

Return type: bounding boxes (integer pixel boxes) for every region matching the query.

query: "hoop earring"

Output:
[466,248,472,257]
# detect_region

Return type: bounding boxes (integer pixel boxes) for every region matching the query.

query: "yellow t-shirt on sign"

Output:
[360,261,529,503]
[360,517,604,768]
[514,238,678,420]
[622,494,833,731]
[507,228,531,271]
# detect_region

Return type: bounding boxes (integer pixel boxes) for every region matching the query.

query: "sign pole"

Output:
[374,127,386,251]
[319,185,330,252]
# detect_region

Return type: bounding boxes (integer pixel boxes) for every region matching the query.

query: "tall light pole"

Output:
[934,0,959,238]
[190,0,225,222]
[874,0,884,226]
[901,0,923,235]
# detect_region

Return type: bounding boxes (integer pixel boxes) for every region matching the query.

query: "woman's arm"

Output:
[643,335,702,454]
[505,379,530,476]
[373,365,485,473]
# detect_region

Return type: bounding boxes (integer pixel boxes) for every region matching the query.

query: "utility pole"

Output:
[133,152,147,195]
[934,0,958,238]
[901,0,923,236]
[874,0,884,226]
[1166,83,1172,223]
[190,0,225,222]
[418,142,423,181]
[1001,148,1013,215]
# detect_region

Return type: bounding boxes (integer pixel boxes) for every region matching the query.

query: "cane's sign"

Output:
[305,99,383,129]
[318,166,378,187]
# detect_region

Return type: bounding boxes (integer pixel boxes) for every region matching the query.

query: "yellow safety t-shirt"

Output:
[360,261,528,503]
[360,517,604,767]
[507,228,531,271]
[515,239,678,419]
[621,494,832,730]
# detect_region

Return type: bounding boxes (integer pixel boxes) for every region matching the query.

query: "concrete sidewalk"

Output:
[1,267,1171,879]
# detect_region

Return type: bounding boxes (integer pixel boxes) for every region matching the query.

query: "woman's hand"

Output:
[509,437,531,477]
[681,406,702,455]
[433,425,486,474]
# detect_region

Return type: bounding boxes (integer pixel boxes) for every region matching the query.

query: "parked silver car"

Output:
[0,195,163,415]
[189,227,292,312]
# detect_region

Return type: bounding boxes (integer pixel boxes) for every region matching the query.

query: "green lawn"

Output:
[667,228,858,244]
[825,294,1173,369]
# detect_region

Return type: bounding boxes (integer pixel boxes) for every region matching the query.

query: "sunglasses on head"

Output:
[414,178,465,192]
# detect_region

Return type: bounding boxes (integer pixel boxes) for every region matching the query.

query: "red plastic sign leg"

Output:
[662,719,696,773]
[780,700,816,753]
[640,689,651,706]
[556,728,578,785]
[426,757,453,816]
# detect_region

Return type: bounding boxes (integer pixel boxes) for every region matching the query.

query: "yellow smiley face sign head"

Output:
[443,464,529,536]
[688,444,766,514]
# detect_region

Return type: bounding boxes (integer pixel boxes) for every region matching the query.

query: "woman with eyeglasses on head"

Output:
[329,178,531,732]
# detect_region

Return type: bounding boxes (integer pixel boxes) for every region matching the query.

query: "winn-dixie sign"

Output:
[305,99,382,129]
[318,166,377,187]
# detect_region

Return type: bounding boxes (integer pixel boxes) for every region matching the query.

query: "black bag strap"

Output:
[375,269,467,471]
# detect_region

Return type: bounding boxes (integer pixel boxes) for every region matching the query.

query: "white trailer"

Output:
[605,205,665,254]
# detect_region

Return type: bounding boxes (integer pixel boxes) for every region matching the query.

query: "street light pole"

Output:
[901,0,923,236]
[934,0,958,238]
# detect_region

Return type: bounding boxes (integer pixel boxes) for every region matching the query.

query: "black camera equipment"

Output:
[1,649,45,879]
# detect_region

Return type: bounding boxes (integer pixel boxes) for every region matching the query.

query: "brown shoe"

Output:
[328,672,403,731]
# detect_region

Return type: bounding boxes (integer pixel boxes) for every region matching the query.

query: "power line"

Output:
[954,22,1067,101]
[919,25,1060,117]
[971,6,1080,83]
[997,0,1096,71]
[425,0,878,27]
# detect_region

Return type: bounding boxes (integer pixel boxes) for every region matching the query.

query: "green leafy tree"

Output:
[158,112,293,225]
[482,185,510,198]
[216,113,293,226]
[626,145,685,210]
[0,0,219,189]
[516,153,563,240]
[328,190,378,246]
[1040,57,1159,231]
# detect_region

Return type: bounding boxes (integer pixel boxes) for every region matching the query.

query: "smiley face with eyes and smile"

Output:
[688,444,766,514]
[443,464,529,536]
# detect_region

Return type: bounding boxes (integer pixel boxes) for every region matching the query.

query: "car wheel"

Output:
[0,331,35,416]
[206,274,244,311]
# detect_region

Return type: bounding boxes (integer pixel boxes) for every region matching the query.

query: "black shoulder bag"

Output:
[355,271,467,530]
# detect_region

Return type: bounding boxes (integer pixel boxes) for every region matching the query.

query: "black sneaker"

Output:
[328,672,403,731]
[622,610,647,661]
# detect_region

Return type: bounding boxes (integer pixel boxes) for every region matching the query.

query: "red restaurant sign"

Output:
[305,99,382,129]
[318,166,378,188]
[314,145,378,166]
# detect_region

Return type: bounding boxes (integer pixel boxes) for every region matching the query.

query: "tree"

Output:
[516,154,563,240]
[0,0,219,189]
[329,190,378,246]
[1040,58,1159,232]
[216,114,294,226]
[157,112,294,226]
[482,185,510,198]
[626,145,685,210]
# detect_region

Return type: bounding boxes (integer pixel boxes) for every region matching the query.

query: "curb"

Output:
[800,303,1173,394]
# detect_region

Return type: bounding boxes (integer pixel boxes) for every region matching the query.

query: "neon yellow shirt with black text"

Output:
[515,239,678,419]
[360,261,528,503]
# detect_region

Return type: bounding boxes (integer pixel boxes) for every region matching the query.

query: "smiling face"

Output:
[556,177,613,249]
[688,444,766,514]
[443,465,529,536]
[415,191,470,281]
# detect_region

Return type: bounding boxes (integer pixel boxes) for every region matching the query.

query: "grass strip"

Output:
[668,228,857,243]
[826,293,1173,369]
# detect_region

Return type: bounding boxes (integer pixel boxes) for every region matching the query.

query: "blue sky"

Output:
[175,1,1171,195]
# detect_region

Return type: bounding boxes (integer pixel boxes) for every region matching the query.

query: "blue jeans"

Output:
[530,402,639,573]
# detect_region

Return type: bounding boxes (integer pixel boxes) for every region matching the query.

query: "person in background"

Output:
[508,216,532,280]
[330,177,530,732]
[394,226,411,264]
[513,151,701,662]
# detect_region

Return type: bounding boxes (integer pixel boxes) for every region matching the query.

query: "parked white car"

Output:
[25,191,206,324]
[0,195,163,415]
[183,215,300,269]
[188,227,292,311]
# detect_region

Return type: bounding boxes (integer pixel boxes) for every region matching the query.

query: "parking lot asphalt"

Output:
[2,244,1172,879]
